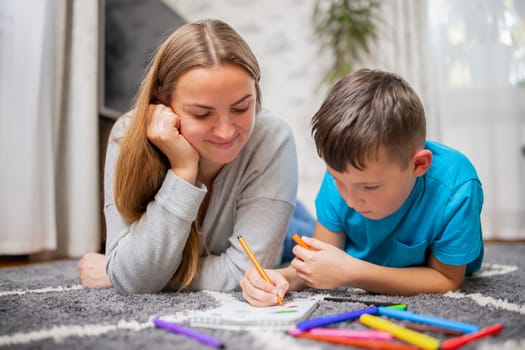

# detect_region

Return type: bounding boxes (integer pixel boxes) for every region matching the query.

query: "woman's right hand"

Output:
[146,104,199,184]
[240,266,289,307]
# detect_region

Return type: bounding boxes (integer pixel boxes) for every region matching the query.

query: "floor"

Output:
[0,255,32,268]
[0,252,67,269]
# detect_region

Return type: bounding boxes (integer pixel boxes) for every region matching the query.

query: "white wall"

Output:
[162,0,327,216]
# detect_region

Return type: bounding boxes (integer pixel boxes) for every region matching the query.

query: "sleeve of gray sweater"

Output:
[103,115,207,294]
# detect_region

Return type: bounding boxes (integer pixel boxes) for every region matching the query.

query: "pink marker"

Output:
[289,327,394,340]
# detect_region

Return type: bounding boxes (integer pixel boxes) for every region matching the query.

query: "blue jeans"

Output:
[281,201,316,263]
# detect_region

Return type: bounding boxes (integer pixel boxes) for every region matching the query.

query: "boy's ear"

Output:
[412,149,432,176]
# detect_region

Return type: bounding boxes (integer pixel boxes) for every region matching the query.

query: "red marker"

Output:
[295,332,419,350]
[440,323,503,350]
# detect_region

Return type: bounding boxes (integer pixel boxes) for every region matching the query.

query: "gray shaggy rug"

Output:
[1,242,524,349]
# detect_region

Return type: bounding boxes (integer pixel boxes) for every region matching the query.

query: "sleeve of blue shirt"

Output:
[315,171,347,233]
[431,179,484,274]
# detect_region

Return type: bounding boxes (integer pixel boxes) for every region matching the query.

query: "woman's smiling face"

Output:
[170,63,257,166]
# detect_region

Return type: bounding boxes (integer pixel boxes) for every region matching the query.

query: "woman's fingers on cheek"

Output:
[147,104,158,120]
[158,107,174,126]
[148,106,163,135]
[150,104,169,122]
[153,104,166,124]
[173,113,181,129]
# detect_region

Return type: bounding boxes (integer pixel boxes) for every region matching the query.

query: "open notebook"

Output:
[188,299,318,331]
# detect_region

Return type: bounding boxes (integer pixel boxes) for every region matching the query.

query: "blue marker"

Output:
[296,306,378,331]
[377,306,480,334]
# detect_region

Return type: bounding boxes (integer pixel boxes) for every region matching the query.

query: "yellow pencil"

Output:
[237,235,284,306]
[360,314,440,350]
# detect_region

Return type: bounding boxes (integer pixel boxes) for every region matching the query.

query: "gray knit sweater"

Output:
[104,109,298,294]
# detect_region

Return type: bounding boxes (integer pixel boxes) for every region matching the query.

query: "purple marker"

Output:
[296,306,378,331]
[153,318,224,349]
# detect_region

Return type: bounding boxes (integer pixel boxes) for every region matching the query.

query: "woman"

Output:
[78,19,297,294]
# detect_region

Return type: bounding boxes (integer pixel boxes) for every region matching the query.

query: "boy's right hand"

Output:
[146,104,199,183]
[240,266,289,307]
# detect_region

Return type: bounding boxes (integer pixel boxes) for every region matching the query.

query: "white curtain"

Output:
[369,0,436,137]
[0,0,100,257]
[426,0,525,240]
[371,0,525,240]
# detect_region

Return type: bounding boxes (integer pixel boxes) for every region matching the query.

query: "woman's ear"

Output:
[412,149,432,176]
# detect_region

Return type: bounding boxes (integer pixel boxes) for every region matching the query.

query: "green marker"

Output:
[274,309,298,314]
[387,304,407,310]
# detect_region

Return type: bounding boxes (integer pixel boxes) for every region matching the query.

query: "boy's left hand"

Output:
[291,237,357,289]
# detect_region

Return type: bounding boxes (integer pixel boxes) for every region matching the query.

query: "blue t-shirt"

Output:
[315,141,484,275]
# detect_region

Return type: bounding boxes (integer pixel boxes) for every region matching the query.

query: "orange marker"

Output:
[237,235,284,306]
[292,233,311,250]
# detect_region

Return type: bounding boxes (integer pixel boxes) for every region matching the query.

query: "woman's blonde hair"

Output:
[113,19,261,290]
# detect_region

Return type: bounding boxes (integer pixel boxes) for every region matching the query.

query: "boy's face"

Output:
[327,149,426,220]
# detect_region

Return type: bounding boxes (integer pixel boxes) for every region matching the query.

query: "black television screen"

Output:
[101,0,185,118]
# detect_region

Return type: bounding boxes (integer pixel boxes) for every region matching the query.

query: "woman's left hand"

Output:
[77,252,112,288]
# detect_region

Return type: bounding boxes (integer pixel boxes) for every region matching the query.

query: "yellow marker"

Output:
[360,314,440,350]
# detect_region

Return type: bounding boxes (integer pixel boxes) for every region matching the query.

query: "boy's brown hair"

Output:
[311,68,426,172]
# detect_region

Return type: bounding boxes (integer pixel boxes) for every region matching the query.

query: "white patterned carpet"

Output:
[1,242,524,350]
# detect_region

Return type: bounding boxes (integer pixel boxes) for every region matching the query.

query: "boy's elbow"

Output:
[437,275,464,294]
[450,276,465,291]
[427,255,466,293]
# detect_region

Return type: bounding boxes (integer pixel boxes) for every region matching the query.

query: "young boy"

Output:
[240,68,484,306]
